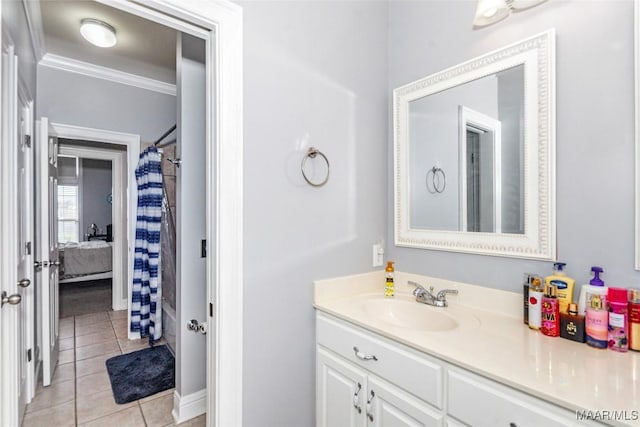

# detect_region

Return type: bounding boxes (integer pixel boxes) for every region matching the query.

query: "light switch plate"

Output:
[372,244,384,267]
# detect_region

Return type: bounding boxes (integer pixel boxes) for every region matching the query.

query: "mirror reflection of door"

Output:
[459,106,501,233]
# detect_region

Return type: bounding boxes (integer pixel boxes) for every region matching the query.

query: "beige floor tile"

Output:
[112,319,129,338]
[75,320,114,337]
[23,400,75,427]
[77,389,137,424]
[139,387,174,404]
[76,329,117,348]
[75,311,110,325]
[109,309,128,320]
[77,371,112,396]
[119,338,152,354]
[170,414,206,427]
[76,352,121,378]
[59,337,74,351]
[59,323,75,339]
[76,340,120,361]
[51,362,75,385]
[79,405,146,427]
[58,349,75,365]
[26,379,74,413]
[140,393,174,426]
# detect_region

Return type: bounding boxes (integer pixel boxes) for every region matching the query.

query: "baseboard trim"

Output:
[172,389,206,424]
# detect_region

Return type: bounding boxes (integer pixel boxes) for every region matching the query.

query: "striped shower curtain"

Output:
[130,146,163,344]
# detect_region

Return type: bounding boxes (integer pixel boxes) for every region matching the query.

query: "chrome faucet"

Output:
[408,281,458,307]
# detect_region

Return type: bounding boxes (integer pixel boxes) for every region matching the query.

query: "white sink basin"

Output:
[341,294,480,332]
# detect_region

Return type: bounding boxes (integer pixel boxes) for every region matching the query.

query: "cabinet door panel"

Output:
[317,347,367,427]
[368,376,443,427]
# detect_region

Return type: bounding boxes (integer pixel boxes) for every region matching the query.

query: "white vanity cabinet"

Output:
[316,312,604,427]
[317,314,443,427]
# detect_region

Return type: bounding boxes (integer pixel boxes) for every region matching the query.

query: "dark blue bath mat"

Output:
[106,345,174,404]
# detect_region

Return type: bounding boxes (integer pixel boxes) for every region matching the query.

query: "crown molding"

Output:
[39,53,177,96]
[22,0,47,61]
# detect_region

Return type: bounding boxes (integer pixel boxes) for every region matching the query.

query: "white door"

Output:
[36,118,60,386]
[317,348,367,427]
[367,376,442,427]
[17,81,35,418]
[0,39,25,427]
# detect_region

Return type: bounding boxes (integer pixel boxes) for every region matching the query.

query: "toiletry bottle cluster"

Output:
[524,263,640,352]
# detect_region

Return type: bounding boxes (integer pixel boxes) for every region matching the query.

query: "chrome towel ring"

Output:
[301,147,330,187]
[426,166,446,194]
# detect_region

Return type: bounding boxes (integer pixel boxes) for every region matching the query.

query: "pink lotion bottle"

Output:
[608,287,629,352]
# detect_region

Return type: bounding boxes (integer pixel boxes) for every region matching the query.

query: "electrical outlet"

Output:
[372,244,384,267]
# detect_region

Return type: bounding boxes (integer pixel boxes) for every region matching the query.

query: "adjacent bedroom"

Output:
[57,148,115,317]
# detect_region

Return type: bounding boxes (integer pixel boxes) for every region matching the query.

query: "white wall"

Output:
[80,158,112,239]
[239,1,388,425]
[2,0,37,97]
[36,66,175,142]
[388,0,638,290]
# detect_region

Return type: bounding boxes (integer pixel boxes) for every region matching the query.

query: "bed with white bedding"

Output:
[59,241,113,283]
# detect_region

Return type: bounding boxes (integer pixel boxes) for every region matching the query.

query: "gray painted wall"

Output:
[36,66,175,142]
[80,159,112,240]
[239,1,388,425]
[388,0,638,291]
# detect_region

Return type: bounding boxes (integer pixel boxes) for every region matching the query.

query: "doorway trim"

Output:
[97,1,244,425]
[50,123,139,316]
[58,144,127,311]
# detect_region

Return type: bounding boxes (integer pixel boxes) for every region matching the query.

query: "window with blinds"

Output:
[58,155,80,243]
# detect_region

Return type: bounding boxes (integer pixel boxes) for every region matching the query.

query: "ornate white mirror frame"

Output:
[393,30,556,260]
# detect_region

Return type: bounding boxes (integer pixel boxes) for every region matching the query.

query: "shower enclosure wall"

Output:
[160,146,177,354]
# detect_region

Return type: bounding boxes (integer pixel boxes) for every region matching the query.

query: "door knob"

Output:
[17,278,30,288]
[50,260,61,267]
[1,291,22,307]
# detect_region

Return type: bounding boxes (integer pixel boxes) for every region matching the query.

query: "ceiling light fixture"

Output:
[80,18,117,48]
[473,0,547,28]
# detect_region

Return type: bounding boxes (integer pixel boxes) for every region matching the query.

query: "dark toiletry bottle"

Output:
[560,302,585,343]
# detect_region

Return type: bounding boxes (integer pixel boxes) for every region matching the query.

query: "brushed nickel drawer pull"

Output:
[353,346,377,361]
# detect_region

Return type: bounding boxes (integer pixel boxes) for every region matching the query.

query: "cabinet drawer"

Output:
[447,369,594,427]
[317,313,443,409]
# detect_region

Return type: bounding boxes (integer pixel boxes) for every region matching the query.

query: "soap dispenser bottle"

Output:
[545,262,575,315]
[385,261,395,297]
[577,267,608,316]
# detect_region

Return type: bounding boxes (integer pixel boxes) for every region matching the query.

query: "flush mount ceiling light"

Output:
[80,18,117,48]
[473,0,547,28]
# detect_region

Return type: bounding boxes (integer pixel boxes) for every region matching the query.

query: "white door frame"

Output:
[58,144,127,311]
[50,123,139,316]
[94,2,244,425]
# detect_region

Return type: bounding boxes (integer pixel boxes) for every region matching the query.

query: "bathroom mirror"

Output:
[394,30,556,259]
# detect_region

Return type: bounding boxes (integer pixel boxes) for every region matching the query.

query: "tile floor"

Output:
[23,310,204,427]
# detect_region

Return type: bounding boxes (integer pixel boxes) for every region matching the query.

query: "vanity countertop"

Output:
[314,271,640,427]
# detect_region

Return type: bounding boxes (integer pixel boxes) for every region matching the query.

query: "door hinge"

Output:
[25,241,31,256]
[24,134,31,148]
[201,239,207,258]
[209,302,213,317]
[27,348,32,362]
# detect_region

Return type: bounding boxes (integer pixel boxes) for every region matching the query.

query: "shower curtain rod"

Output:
[154,124,177,146]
